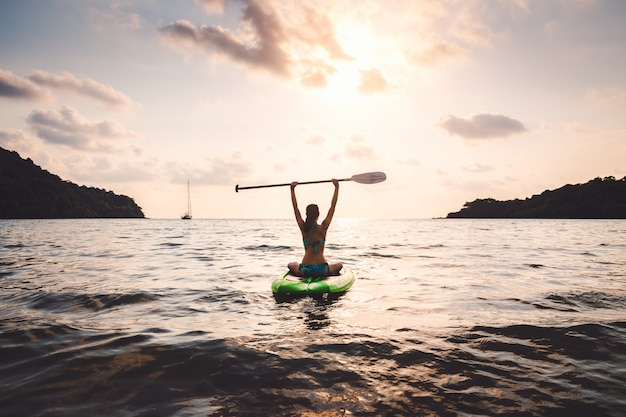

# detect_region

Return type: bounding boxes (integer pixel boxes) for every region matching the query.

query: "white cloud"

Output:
[88,3,143,31]
[586,86,626,105]
[28,70,134,110]
[462,163,494,173]
[407,38,466,67]
[451,12,493,46]
[26,106,139,152]
[159,5,291,77]
[198,0,226,15]
[168,154,253,185]
[0,68,51,101]
[345,136,376,159]
[400,157,421,167]
[0,68,133,110]
[357,67,390,94]
[61,154,154,184]
[159,0,351,88]
[306,135,325,145]
[439,113,527,140]
[0,129,36,153]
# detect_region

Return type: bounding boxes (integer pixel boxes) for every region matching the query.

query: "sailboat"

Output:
[181,180,192,220]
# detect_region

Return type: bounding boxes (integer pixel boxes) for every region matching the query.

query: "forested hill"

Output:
[447,176,626,219]
[0,147,144,219]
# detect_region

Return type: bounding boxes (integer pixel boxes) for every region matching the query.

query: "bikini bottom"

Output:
[299,263,330,277]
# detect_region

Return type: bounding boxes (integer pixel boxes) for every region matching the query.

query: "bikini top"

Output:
[302,224,325,253]
[303,238,325,253]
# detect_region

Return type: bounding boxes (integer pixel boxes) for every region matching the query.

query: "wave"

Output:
[525,291,626,312]
[242,244,293,251]
[1,219,624,416]
[1,322,624,416]
[24,291,159,313]
[548,291,626,309]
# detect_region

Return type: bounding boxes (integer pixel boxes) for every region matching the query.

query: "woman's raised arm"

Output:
[322,179,339,228]
[291,182,304,228]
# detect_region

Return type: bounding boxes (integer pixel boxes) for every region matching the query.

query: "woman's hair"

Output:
[303,204,319,233]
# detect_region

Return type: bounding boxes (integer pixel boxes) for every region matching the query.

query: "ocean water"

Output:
[0,218,624,416]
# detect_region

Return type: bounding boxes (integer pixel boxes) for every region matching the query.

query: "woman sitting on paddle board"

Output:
[288,179,343,277]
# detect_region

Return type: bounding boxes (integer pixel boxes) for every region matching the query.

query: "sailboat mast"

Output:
[182,180,192,219]
[187,180,191,216]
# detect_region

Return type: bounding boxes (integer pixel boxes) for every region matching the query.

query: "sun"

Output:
[310,24,383,102]
[336,23,378,64]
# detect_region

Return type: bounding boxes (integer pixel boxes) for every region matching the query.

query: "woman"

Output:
[288,179,343,277]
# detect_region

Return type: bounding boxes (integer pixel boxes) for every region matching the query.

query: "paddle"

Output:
[235,171,386,192]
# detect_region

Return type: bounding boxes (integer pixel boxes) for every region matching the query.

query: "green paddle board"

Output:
[272,268,355,296]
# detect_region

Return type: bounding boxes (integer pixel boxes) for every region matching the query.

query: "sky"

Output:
[1,0,625,219]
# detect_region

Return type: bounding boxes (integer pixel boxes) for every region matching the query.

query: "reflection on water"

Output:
[275,295,342,330]
[0,219,625,416]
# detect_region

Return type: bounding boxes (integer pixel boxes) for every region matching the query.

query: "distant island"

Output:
[0,147,144,219]
[447,176,626,219]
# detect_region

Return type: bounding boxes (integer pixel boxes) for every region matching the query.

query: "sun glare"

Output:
[312,24,382,103]
[326,62,361,96]
[337,24,378,64]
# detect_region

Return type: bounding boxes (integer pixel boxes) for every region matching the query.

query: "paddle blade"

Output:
[350,171,386,184]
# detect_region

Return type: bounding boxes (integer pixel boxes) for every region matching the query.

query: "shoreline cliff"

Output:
[0,147,144,219]
[447,176,626,219]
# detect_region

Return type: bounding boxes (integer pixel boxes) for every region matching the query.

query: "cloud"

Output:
[160,2,291,77]
[169,154,253,185]
[586,86,626,104]
[305,135,325,145]
[26,105,139,152]
[451,12,493,46]
[558,0,601,12]
[299,59,337,88]
[0,68,133,109]
[400,157,420,167]
[462,163,494,173]
[300,67,331,88]
[198,0,226,15]
[28,70,133,110]
[357,68,390,94]
[160,0,351,87]
[88,3,143,31]
[345,136,376,159]
[63,155,155,183]
[0,129,35,152]
[408,39,466,67]
[401,1,524,70]
[285,3,352,61]
[399,2,491,69]
[0,69,50,101]
[439,114,527,139]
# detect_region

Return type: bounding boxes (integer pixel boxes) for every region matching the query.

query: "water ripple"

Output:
[0,218,624,416]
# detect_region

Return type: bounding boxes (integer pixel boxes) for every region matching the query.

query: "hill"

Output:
[447,176,626,219]
[0,147,144,219]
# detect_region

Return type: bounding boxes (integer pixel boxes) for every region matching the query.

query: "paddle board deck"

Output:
[272,268,355,296]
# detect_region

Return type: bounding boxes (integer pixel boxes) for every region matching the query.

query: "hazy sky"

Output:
[1,0,625,219]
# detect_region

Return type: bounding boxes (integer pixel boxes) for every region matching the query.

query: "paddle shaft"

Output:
[236,177,350,192]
